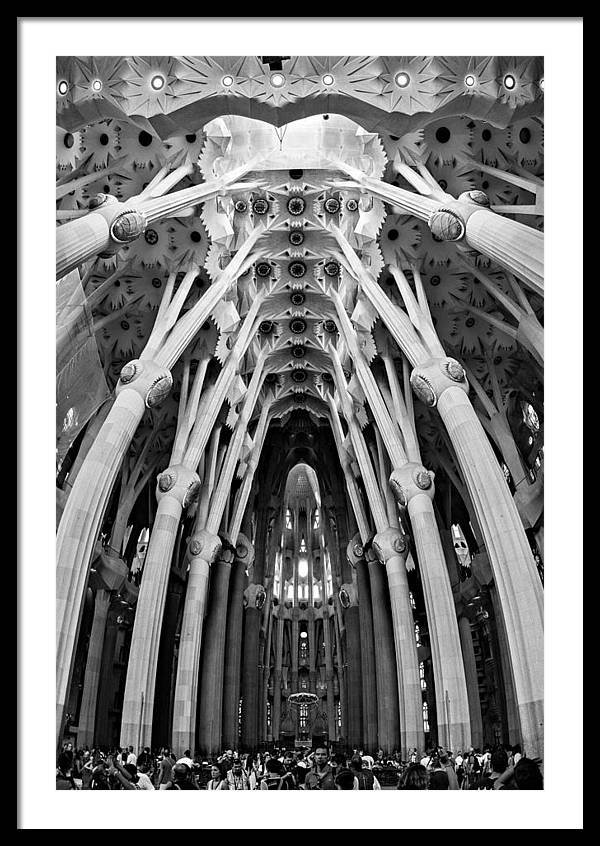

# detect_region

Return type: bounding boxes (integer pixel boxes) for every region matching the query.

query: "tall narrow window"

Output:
[285,508,293,529]
[419,661,427,691]
[422,701,429,733]
[415,623,422,646]
[313,508,320,529]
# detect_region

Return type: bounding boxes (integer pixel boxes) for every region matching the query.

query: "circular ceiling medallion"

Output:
[292,369,307,383]
[287,196,306,216]
[234,200,247,213]
[291,344,306,358]
[324,261,340,277]
[323,319,337,333]
[289,230,305,246]
[290,291,306,306]
[395,71,410,88]
[256,262,272,277]
[324,197,340,215]
[288,261,306,278]
[252,198,269,215]
[259,320,274,335]
[346,199,359,212]
[290,318,307,334]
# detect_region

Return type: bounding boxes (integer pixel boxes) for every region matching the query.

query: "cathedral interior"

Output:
[55,55,545,762]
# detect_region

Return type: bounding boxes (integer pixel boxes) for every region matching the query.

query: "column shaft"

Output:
[197,556,232,755]
[367,558,400,754]
[76,589,112,748]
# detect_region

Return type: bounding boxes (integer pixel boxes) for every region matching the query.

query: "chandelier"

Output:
[288,692,318,706]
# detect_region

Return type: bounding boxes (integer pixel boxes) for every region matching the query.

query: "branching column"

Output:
[412,360,544,757]
[389,463,471,754]
[120,465,200,749]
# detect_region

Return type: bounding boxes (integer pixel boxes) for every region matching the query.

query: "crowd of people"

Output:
[56,741,542,791]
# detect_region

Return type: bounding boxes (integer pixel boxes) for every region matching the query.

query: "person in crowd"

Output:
[156,747,173,790]
[398,763,429,790]
[437,750,460,790]
[136,746,152,771]
[294,750,308,788]
[475,747,509,790]
[335,769,356,790]
[493,757,543,790]
[206,762,229,790]
[260,757,286,790]
[244,754,260,790]
[56,752,78,790]
[219,749,235,771]
[279,753,299,790]
[429,769,450,790]
[166,762,199,790]
[176,749,195,770]
[304,747,336,790]
[349,755,381,790]
[226,758,251,790]
[125,745,137,766]
[512,744,523,765]
[89,760,111,790]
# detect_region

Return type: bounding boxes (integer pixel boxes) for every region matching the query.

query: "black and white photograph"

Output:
[18,17,583,830]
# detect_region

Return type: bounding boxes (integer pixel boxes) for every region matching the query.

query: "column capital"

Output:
[91,197,148,256]
[116,359,173,409]
[389,462,435,507]
[410,356,468,408]
[187,529,222,564]
[244,582,267,610]
[428,195,488,242]
[155,465,201,508]
[234,532,255,568]
[372,527,408,565]
[346,533,365,569]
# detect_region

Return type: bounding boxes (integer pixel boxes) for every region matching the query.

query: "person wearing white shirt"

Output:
[126,745,137,766]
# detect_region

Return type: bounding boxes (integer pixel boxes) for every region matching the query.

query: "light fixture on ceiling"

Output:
[503,74,516,90]
[465,74,476,88]
[322,74,334,86]
[300,630,308,639]
[395,72,410,88]
[271,73,285,88]
[222,75,234,87]
[150,74,165,91]
[92,79,103,92]
[539,78,544,91]
[57,80,69,96]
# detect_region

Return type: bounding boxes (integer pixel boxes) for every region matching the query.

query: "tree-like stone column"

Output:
[371,528,423,757]
[119,464,201,749]
[222,540,252,751]
[457,613,484,750]
[411,356,544,757]
[347,538,377,751]
[76,588,112,748]
[339,579,362,750]
[363,542,400,755]
[170,530,222,756]
[240,578,266,750]
[389,463,471,754]
[56,359,172,746]
[197,542,236,755]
